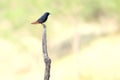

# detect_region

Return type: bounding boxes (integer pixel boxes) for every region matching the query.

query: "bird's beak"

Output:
[31,21,39,24]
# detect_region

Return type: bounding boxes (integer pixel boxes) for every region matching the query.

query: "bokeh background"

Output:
[1,0,120,80]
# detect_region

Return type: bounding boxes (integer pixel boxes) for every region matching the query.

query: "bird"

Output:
[31,12,50,24]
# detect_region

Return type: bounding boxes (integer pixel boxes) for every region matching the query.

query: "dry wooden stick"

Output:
[42,24,51,80]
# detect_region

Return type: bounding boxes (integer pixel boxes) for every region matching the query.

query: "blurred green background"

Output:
[1,0,120,80]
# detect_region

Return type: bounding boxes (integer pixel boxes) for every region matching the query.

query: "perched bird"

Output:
[31,12,50,24]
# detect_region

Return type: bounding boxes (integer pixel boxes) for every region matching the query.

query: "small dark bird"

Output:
[31,12,50,24]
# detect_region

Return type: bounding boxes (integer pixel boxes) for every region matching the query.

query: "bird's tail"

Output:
[31,21,39,24]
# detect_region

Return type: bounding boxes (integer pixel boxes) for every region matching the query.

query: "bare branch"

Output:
[42,24,51,80]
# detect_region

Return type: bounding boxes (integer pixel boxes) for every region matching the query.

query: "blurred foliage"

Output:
[80,0,120,21]
[1,0,120,28]
[0,0,120,26]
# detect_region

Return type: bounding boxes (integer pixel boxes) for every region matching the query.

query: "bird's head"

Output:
[45,12,50,16]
